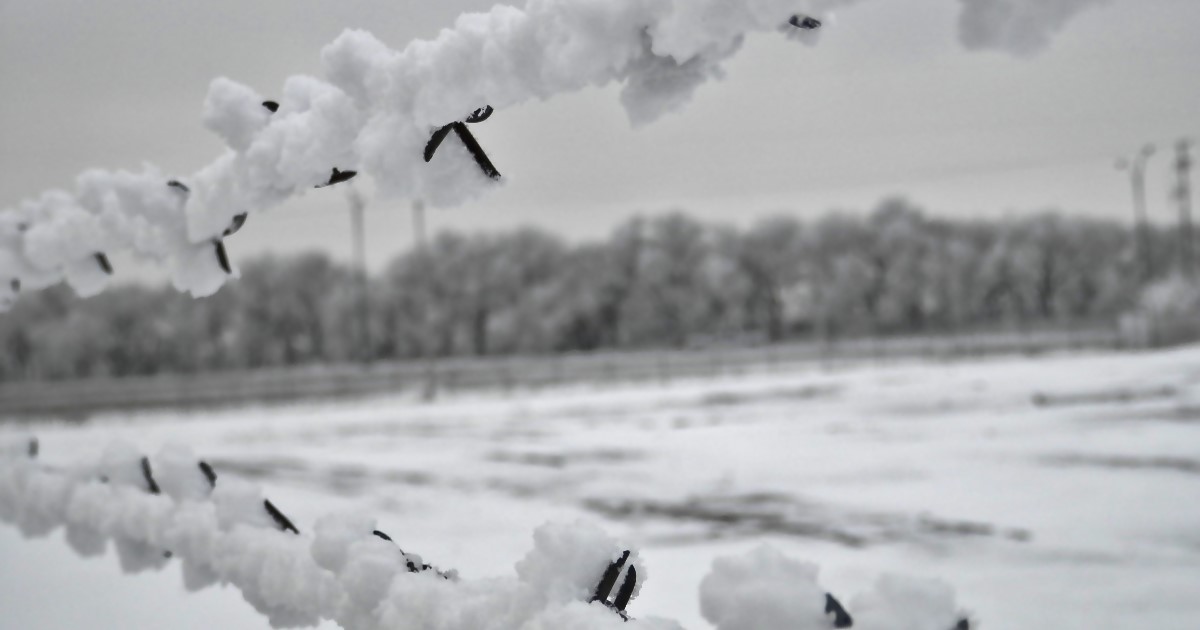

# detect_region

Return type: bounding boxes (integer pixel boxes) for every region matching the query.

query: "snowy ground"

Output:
[2,347,1199,630]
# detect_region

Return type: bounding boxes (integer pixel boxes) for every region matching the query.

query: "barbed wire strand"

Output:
[1,436,975,629]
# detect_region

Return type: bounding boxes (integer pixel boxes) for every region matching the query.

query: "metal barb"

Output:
[197,461,217,488]
[423,106,501,179]
[825,593,853,628]
[373,529,455,579]
[213,239,233,274]
[789,15,822,29]
[166,180,191,194]
[591,550,629,603]
[262,100,280,113]
[612,565,636,612]
[465,106,494,124]
[451,123,501,179]
[140,456,161,495]
[94,252,113,275]
[315,168,358,188]
[263,499,300,535]
[137,456,171,559]
[329,168,358,185]
[424,124,455,162]
[222,213,248,237]
[28,437,38,459]
[954,618,970,630]
[591,550,636,620]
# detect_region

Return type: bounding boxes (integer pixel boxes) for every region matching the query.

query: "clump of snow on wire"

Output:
[0,0,1112,305]
[700,546,965,630]
[849,574,964,630]
[0,440,968,629]
[700,546,833,630]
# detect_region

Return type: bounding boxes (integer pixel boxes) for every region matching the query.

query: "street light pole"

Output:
[1117,143,1156,280]
[1174,139,1195,278]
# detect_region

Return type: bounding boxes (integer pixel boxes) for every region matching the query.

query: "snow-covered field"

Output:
[3,347,1199,629]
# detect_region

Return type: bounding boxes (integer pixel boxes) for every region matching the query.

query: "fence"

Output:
[0,327,1125,420]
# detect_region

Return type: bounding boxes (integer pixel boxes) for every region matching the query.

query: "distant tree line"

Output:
[1,198,1191,380]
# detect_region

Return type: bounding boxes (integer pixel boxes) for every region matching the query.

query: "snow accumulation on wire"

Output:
[0,439,972,630]
[0,0,1103,308]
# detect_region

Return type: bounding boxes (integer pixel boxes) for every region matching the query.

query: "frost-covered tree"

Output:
[729,216,807,341]
[625,212,712,347]
[0,207,1173,378]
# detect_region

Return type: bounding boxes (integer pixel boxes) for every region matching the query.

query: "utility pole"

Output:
[347,186,370,362]
[1117,143,1156,280]
[413,199,439,401]
[1174,139,1195,278]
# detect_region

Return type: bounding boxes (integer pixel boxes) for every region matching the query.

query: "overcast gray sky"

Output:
[2,0,1198,275]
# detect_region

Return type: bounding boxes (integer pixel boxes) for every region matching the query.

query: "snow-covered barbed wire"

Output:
[0,0,1109,309]
[1,437,972,630]
[0,0,838,304]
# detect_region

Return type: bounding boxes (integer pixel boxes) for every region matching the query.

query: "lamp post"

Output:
[1174,139,1195,278]
[1116,143,1156,280]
